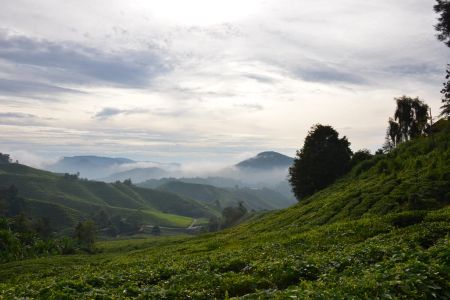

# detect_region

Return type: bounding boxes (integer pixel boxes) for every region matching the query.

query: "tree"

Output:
[208,217,220,232]
[289,124,352,200]
[75,221,96,249]
[434,0,450,47]
[151,225,161,236]
[386,97,430,149]
[222,202,247,228]
[0,153,11,164]
[440,66,450,118]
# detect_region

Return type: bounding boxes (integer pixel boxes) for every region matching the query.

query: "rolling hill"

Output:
[100,167,168,183]
[0,163,217,229]
[155,181,296,211]
[2,123,449,298]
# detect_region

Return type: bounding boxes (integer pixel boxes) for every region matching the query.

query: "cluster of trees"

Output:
[0,215,76,263]
[0,185,100,262]
[289,125,353,199]
[288,125,374,200]
[0,153,12,164]
[0,153,18,164]
[63,172,80,180]
[209,202,248,232]
[384,97,430,151]
[91,209,158,237]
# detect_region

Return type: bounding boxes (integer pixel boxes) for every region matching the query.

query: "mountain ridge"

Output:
[236,151,294,170]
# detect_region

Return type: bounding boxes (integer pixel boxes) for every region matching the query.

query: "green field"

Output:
[0,121,449,299]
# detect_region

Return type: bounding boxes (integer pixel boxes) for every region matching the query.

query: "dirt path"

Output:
[187,218,197,229]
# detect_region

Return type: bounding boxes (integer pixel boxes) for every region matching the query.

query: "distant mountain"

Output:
[101,167,168,183]
[46,155,135,179]
[236,151,293,170]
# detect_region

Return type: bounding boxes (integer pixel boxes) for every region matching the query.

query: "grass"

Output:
[144,210,194,228]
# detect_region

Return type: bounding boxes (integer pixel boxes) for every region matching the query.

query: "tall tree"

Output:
[434,1,450,118]
[387,118,401,149]
[289,124,352,200]
[434,0,450,47]
[440,66,450,118]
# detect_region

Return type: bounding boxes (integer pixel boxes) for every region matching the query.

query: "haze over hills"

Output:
[100,167,168,183]
[43,152,296,198]
[46,156,180,180]
[46,156,136,179]
[146,180,296,211]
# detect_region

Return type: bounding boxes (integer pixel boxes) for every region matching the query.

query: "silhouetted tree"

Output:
[386,97,430,149]
[0,153,11,164]
[289,124,352,200]
[123,179,133,186]
[435,0,450,47]
[441,66,450,118]
[151,225,161,236]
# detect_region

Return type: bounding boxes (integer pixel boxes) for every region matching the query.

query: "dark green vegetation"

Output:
[289,124,353,199]
[1,122,449,298]
[441,66,450,118]
[0,163,216,231]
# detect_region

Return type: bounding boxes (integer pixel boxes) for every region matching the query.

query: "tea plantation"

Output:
[0,125,449,299]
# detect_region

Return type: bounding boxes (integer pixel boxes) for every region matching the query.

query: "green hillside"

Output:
[156,181,295,211]
[1,124,449,298]
[0,164,216,229]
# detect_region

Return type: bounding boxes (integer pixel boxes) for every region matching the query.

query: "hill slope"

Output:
[1,123,449,298]
[0,164,216,229]
[100,167,168,183]
[156,181,295,211]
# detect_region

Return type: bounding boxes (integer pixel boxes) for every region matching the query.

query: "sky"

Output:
[0,0,448,166]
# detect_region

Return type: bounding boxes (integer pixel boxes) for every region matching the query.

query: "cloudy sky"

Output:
[0,0,448,166]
